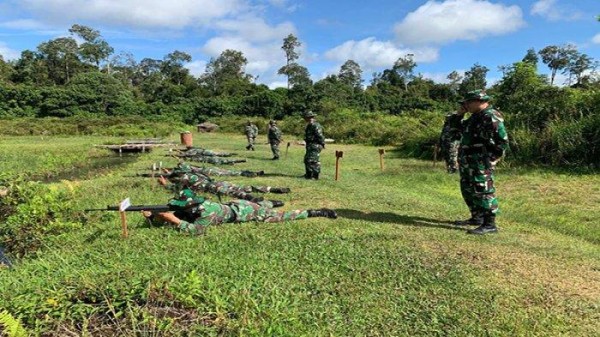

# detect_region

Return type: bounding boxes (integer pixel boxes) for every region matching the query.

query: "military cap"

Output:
[303,111,317,118]
[461,89,491,103]
[169,188,204,208]
[172,163,192,174]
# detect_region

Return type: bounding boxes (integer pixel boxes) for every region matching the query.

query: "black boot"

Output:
[270,187,291,194]
[241,171,257,177]
[257,170,265,176]
[250,196,264,203]
[467,215,498,235]
[269,200,285,208]
[304,172,312,179]
[453,217,483,226]
[307,208,337,219]
[312,173,319,180]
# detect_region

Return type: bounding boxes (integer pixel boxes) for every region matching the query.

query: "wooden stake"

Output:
[378,149,386,171]
[120,211,128,238]
[335,151,344,181]
[433,143,439,167]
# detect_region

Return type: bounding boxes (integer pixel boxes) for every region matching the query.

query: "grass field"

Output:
[0,132,599,336]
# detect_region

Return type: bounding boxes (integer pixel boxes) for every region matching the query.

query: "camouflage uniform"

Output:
[166,169,290,203]
[159,189,336,235]
[177,147,234,157]
[268,121,283,160]
[183,156,246,165]
[439,112,461,173]
[449,90,509,232]
[188,165,263,177]
[245,122,258,151]
[303,111,325,179]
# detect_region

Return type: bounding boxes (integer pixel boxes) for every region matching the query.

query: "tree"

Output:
[564,53,596,86]
[338,60,363,89]
[459,63,489,95]
[278,34,301,89]
[68,24,114,68]
[393,54,416,90]
[522,48,538,67]
[160,51,192,85]
[201,49,253,95]
[446,70,463,93]
[538,44,578,85]
[0,55,13,83]
[37,37,81,84]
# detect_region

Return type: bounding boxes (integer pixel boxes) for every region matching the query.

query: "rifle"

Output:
[125,173,169,178]
[85,204,173,212]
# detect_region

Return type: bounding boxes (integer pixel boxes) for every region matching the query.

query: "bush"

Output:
[0,175,80,257]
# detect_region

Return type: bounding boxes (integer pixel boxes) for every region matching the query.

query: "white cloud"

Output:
[0,19,49,30]
[324,37,439,69]
[593,33,600,44]
[184,60,207,78]
[267,80,287,89]
[202,36,285,74]
[531,0,583,21]
[0,42,20,60]
[213,16,296,43]
[13,0,246,29]
[394,0,525,46]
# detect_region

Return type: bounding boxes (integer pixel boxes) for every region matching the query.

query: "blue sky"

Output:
[0,0,598,87]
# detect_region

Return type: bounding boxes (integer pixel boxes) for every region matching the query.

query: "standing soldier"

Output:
[439,111,461,173]
[268,120,283,160]
[449,90,509,235]
[303,111,325,180]
[245,121,258,151]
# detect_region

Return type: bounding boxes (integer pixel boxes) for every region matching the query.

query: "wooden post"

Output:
[120,211,129,238]
[285,142,290,158]
[378,149,386,171]
[119,146,122,158]
[335,151,344,181]
[119,198,131,238]
[433,143,439,167]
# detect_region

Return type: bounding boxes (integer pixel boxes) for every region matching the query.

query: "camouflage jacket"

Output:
[449,105,509,163]
[304,121,325,146]
[268,125,282,144]
[440,112,462,144]
[245,124,258,137]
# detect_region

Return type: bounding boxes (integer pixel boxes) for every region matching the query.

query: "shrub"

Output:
[0,175,81,257]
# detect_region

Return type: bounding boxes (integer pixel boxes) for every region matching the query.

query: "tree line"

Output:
[0,24,599,167]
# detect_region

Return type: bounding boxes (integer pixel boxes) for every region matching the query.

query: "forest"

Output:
[0,24,598,168]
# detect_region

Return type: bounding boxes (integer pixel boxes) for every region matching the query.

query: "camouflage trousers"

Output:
[229,200,308,223]
[192,166,259,177]
[246,136,256,150]
[442,140,459,173]
[270,142,280,159]
[458,158,499,220]
[304,143,322,178]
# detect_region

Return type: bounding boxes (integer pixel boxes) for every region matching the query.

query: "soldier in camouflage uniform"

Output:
[176,147,235,157]
[181,155,246,165]
[143,188,337,235]
[245,121,259,151]
[161,166,290,202]
[439,111,461,173]
[303,111,325,180]
[449,90,509,235]
[268,120,283,160]
[157,162,263,178]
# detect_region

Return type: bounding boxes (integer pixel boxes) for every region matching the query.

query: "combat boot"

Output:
[467,215,498,235]
[307,208,338,219]
[453,216,483,226]
[241,171,257,177]
[269,200,285,208]
[312,173,319,180]
[250,196,264,203]
[270,187,291,194]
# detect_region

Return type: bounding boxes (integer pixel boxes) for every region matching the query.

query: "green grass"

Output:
[0,132,599,336]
